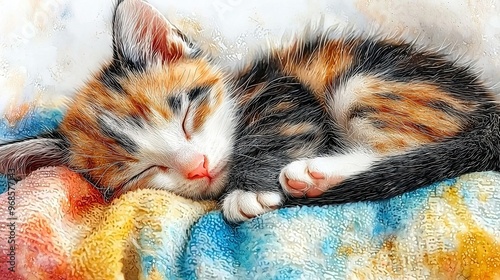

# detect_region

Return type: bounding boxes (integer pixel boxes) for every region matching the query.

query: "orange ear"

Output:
[112,0,196,69]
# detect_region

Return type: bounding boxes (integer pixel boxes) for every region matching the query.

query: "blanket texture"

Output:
[1,108,500,280]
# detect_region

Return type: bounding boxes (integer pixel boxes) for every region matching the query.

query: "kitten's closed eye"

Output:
[187,86,211,101]
[181,86,214,139]
[167,96,183,113]
[182,100,193,140]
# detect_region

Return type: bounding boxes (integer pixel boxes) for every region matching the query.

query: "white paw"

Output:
[222,190,283,223]
[279,152,376,198]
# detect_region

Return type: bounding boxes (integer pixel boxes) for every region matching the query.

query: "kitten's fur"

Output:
[1,0,499,222]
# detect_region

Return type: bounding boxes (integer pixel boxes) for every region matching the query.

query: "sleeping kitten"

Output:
[1,0,499,223]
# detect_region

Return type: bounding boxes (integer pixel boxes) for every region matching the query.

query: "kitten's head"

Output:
[0,0,235,199]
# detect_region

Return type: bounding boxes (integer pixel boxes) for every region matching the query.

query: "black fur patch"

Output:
[97,117,138,154]
[413,123,434,135]
[375,92,402,100]
[126,113,144,128]
[100,63,126,94]
[371,120,388,129]
[187,86,210,101]
[427,100,462,117]
[348,105,377,119]
[167,96,182,114]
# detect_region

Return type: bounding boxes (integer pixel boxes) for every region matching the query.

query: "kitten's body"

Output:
[1,0,499,223]
[223,36,500,220]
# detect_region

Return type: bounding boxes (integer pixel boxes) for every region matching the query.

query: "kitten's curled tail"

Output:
[286,112,500,206]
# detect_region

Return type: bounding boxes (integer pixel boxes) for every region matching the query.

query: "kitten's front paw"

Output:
[279,159,346,198]
[222,190,283,223]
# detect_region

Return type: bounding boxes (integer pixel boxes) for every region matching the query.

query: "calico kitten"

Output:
[1,0,499,223]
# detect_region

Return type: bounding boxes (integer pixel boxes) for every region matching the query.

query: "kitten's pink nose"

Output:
[186,155,210,180]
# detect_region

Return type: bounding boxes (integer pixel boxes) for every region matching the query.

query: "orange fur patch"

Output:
[193,83,225,131]
[351,76,474,154]
[193,102,212,131]
[278,39,355,99]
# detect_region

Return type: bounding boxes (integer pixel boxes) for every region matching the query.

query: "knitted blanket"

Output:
[1,108,500,280]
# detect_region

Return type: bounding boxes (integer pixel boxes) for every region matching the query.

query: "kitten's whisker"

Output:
[69,153,125,160]
[72,162,122,173]
[93,162,122,187]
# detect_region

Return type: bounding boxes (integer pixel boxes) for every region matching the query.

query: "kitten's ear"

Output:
[0,138,67,179]
[112,0,196,69]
